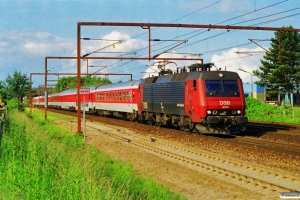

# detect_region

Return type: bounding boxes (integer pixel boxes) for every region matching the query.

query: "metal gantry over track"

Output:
[74,22,300,133]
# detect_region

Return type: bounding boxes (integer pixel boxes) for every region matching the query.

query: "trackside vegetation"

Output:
[246,97,300,123]
[0,109,184,200]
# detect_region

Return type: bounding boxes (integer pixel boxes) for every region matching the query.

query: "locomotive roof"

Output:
[140,71,240,84]
[188,71,241,80]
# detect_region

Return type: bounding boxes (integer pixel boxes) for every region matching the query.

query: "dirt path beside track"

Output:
[54,117,299,199]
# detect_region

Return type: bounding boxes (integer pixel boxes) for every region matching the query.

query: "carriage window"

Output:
[122,91,125,101]
[193,80,197,90]
[129,90,132,101]
[126,91,129,101]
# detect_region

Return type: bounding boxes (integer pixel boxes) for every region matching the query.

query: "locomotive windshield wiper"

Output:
[213,87,221,94]
[225,87,235,95]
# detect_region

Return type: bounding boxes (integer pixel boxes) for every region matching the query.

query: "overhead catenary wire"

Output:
[77,0,224,76]
[131,0,223,39]
[165,12,300,53]
[54,1,296,80]
[126,0,291,56]
[53,1,291,76]
[110,12,292,76]
[111,3,295,74]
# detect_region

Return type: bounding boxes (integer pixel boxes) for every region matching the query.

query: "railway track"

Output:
[45,108,300,197]
[246,122,293,131]
[231,135,300,158]
[79,120,300,198]
[46,108,300,155]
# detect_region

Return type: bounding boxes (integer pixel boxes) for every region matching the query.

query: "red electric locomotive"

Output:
[33,63,247,134]
[138,64,247,134]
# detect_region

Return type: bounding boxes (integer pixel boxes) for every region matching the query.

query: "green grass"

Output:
[0,109,185,200]
[246,97,300,123]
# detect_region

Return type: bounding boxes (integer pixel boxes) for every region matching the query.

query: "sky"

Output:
[1,0,300,87]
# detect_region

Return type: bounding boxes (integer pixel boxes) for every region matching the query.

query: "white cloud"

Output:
[74,30,149,78]
[211,47,266,83]
[0,31,76,85]
[0,31,75,58]
[0,30,150,84]
[77,31,148,57]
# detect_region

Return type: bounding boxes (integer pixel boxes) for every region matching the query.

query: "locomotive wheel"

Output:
[156,122,162,128]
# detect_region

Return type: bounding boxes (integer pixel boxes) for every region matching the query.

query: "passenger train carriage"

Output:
[33,64,248,134]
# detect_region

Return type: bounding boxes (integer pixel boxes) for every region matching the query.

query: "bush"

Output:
[245,97,300,123]
[5,98,26,111]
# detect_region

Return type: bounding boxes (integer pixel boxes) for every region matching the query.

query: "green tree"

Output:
[0,81,8,105]
[253,26,300,105]
[5,70,30,110]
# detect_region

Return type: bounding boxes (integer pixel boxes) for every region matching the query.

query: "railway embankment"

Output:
[0,109,183,200]
[46,107,300,199]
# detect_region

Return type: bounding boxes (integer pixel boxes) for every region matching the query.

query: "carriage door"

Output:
[185,80,193,116]
[138,84,144,114]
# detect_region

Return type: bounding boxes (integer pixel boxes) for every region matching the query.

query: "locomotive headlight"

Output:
[232,110,236,114]
[237,110,241,114]
[213,110,217,114]
[207,110,212,114]
[219,73,224,78]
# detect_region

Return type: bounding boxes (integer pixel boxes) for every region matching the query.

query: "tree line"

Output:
[0,73,111,110]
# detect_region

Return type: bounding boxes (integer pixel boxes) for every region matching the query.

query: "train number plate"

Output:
[219,101,230,105]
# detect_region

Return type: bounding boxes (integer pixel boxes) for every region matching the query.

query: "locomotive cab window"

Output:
[223,80,239,94]
[205,80,239,96]
[205,80,222,93]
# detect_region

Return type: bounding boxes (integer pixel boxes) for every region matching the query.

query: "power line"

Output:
[84,1,295,79]
[88,1,290,75]
[231,7,300,26]
[168,11,300,52]
[123,0,293,61]
[217,0,289,25]
[131,0,223,39]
